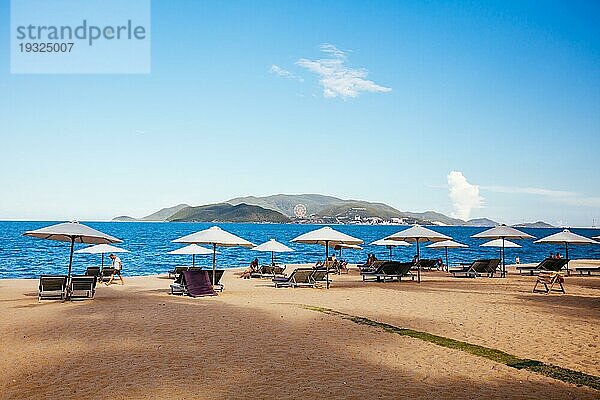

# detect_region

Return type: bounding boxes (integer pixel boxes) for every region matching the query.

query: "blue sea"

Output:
[1,221,600,279]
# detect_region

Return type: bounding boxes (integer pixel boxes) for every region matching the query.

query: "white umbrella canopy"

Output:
[168,244,214,267]
[173,226,254,286]
[252,239,294,265]
[291,226,363,289]
[385,225,452,282]
[535,229,599,273]
[23,221,123,281]
[371,238,411,260]
[471,225,534,240]
[427,240,468,270]
[481,239,522,248]
[472,225,534,277]
[75,243,129,268]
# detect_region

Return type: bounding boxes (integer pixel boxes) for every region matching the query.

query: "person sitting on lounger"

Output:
[314,260,324,269]
[107,253,125,285]
[555,252,562,259]
[240,258,259,279]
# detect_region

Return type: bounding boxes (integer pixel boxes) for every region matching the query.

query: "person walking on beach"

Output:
[107,253,125,285]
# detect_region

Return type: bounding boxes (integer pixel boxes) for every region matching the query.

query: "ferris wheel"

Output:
[293,204,307,218]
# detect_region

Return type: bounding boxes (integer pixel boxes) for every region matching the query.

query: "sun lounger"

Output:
[573,266,600,276]
[273,265,286,276]
[310,269,330,287]
[517,258,569,275]
[361,261,415,282]
[100,267,116,282]
[251,265,275,278]
[272,268,314,288]
[69,275,97,299]
[451,259,500,278]
[38,275,68,301]
[168,266,190,279]
[205,270,225,292]
[170,270,217,297]
[359,260,384,273]
[414,259,438,271]
[85,266,101,281]
[533,271,565,294]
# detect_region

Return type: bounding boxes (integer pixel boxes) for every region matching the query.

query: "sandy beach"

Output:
[1,264,599,399]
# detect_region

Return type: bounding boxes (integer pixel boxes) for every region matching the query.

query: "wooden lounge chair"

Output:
[451,259,500,278]
[205,270,225,292]
[69,275,97,299]
[533,271,565,294]
[85,266,101,281]
[272,268,314,288]
[38,275,67,301]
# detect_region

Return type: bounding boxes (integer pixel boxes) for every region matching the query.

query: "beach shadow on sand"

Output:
[1,283,598,400]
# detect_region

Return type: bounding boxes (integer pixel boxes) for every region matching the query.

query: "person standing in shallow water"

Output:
[107,253,124,285]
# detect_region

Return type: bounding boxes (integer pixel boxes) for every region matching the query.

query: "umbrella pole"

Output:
[325,240,330,289]
[192,254,195,267]
[272,251,275,266]
[389,246,392,261]
[67,237,75,298]
[101,253,104,269]
[565,242,569,275]
[445,247,449,272]
[416,239,421,284]
[212,243,216,287]
[502,237,506,278]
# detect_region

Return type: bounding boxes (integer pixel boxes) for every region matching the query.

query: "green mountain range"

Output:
[112,193,553,227]
[168,203,290,223]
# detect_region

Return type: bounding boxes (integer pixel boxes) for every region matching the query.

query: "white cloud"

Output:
[270,64,304,82]
[447,171,484,221]
[295,43,391,99]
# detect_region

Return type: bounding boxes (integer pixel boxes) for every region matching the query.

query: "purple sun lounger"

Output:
[175,270,217,297]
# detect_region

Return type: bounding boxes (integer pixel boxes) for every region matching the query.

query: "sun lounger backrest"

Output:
[273,265,286,275]
[380,261,400,275]
[418,259,437,269]
[545,259,569,271]
[486,259,501,273]
[206,269,225,284]
[85,267,100,277]
[101,267,116,276]
[71,275,96,290]
[291,269,313,284]
[39,275,67,292]
[471,260,491,273]
[311,269,327,282]
[395,262,414,276]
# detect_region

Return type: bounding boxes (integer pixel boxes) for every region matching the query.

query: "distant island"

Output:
[112,194,555,228]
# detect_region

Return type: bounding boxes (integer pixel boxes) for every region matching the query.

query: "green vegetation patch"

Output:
[298,304,600,391]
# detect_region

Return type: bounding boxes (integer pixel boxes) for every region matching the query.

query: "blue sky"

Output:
[0,0,599,226]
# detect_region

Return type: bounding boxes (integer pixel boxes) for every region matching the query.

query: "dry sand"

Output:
[0,264,599,399]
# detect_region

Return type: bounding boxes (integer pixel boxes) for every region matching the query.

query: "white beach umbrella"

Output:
[23,221,122,281]
[252,239,294,265]
[426,240,468,271]
[370,238,412,260]
[75,243,129,268]
[291,226,363,289]
[471,225,534,277]
[168,244,215,267]
[173,226,254,286]
[480,239,521,266]
[385,225,452,283]
[535,229,599,274]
